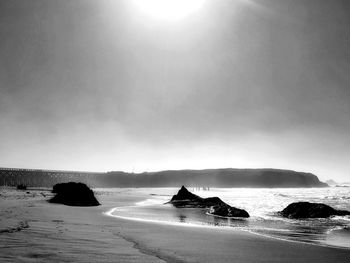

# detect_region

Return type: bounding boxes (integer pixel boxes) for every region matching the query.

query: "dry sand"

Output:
[0,187,349,263]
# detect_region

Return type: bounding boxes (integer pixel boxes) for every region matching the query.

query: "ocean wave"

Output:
[205,211,248,221]
[274,193,290,198]
[135,198,165,206]
[327,225,350,236]
[104,206,244,230]
[331,215,350,222]
[105,186,350,249]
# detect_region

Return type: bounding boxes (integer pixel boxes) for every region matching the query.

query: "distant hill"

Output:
[0,167,328,188]
[96,168,328,188]
[325,179,338,186]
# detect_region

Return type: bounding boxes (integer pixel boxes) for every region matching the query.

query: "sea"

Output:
[106,186,350,249]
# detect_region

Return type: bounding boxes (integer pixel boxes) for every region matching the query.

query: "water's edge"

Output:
[104,205,350,250]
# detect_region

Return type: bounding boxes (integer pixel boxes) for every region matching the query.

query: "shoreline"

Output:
[1,188,350,262]
[105,205,350,251]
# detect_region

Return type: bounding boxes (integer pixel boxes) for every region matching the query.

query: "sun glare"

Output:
[132,0,205,21]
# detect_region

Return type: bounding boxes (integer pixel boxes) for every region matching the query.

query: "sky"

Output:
[0,0,349,182]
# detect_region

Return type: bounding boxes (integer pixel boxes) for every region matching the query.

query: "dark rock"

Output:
[209,205,250,218]
[17,184,27,190]
[170,185,201,202]
[169,186,249,218]
[49,182,100,206]
[280,202,350,219]
[170,186,226,208]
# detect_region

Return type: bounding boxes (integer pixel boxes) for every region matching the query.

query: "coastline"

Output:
[1,188,350,262]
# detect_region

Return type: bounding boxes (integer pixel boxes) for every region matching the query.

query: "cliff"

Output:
[0,167,328,188]
[96,168,328,188]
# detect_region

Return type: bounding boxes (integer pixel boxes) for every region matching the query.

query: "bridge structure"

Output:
[0,167,103,187]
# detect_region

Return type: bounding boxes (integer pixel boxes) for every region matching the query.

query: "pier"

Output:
[0,167,102,187]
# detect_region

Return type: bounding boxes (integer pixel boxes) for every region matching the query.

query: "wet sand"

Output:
[1,188,349,262]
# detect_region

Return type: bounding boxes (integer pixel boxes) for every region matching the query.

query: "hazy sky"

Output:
[1,0,349,181]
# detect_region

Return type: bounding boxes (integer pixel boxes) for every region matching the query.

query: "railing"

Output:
[0,167,104,187]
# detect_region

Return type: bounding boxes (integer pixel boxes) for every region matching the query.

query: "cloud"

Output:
[0,0,349,180]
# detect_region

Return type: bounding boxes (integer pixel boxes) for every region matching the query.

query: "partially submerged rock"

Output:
[209,205,250,218]
[280,202,350,219]
[169,186,249,218]
[170,186,225,208]
[49,182,100,206]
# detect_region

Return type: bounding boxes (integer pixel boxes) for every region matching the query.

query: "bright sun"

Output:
[132,0,205,21]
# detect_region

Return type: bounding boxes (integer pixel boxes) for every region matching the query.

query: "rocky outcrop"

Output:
[170,185,201,203]
[280,202,350,219]
[209,205,250,218]
[169,186,249,218]
[49,182,100,206]
[170,186,226,208]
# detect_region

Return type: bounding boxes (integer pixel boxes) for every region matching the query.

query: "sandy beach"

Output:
[1,188,350,263]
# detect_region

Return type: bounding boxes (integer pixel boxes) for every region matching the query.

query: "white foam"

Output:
[103,186,350,250]
[135,198,165,206]
[104,206,347,249]
[104,206,242,230]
